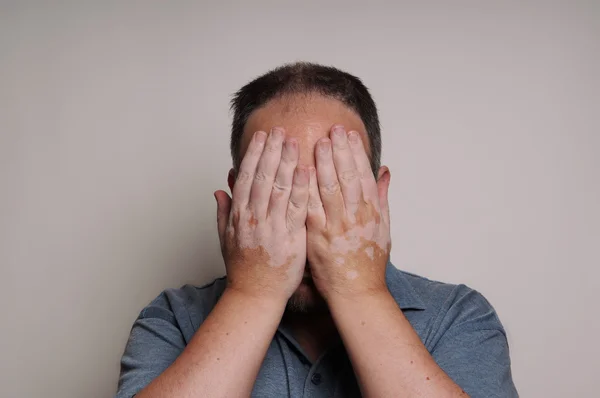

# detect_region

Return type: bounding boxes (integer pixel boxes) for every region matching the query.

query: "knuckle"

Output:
[357,168,369,179]
[254,171,268,182]
[358,168,374,180]
[265,144,280,153]
[339,170,359,184]
[308,200,323,210]
[321,181,340,196]
[272,181,290,194]
[288,198,303,211]
[236,171,252,183]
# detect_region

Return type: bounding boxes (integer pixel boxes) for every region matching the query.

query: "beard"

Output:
[285,262,329,313]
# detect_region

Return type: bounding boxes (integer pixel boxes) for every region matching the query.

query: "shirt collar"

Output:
[386,261,426,311]
[275,261,426,363]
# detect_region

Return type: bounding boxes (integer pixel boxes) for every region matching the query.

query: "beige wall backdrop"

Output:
[1,1,599,397]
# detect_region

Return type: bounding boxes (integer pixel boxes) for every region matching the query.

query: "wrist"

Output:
[222,285,288,314]
[326,286,392,314]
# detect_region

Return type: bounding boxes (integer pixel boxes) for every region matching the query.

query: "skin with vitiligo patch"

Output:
[227,94,393,310]
[306,124,392,301]
[238,93,373,310]
[227,209,295,269]
[216,128,311,301]
[309,214,391,298]
[322,201,388,286]
[224,222,299,297]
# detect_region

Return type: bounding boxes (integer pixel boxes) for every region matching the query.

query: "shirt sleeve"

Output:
[116,292,187,398]
[430,286,519,398]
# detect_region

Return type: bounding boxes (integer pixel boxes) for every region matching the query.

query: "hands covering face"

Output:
[215,125,391,302]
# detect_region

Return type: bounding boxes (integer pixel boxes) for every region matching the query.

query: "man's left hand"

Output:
[306,125,392,302]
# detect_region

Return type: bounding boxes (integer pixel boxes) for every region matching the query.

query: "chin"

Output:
[286,277,328,313]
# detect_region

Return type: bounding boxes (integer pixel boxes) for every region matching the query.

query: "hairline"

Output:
[232,92,376,173]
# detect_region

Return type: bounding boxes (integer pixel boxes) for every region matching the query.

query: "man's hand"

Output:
[215,128,309,301]
[306,125,391,301]
[134,128,308,398]
[305,126,469,397]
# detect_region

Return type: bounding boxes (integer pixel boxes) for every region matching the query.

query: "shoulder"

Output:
[387,264,505,346]
[404,269,498,320]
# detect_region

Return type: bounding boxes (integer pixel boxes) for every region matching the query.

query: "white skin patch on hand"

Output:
[334,256,346,266]
[364,246,374,260]
[346,270,359,280]
[228,217,298,269]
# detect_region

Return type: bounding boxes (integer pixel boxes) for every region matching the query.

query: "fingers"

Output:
[232,131,267,209]
[307,166,325,229]
[250,128,285,217]
[347,130,380,206]
[315,137,345,222]
[268,138,299,219]
[214,190,232,245]
[286,166,309,231]
[331,125,361,215]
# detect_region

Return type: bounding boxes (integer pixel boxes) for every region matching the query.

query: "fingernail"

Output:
[271,127,284,138]
[333,125,346,136]
[348,130,359,143]
[255,131,267,143]
[319,139,331,153]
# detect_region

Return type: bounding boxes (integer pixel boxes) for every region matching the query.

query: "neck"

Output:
[282,310,339,362]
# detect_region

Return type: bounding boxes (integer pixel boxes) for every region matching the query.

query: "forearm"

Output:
[137,288,286,398]
[329,291,467,398]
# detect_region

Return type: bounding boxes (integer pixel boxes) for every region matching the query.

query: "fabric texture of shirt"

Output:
[116,263,518,397]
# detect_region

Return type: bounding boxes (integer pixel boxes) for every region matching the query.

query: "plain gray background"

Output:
[1,1,599,397]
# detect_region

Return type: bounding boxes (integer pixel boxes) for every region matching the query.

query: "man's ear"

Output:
[377,166,390,183]
[376,165,391,205]
[227,168,236,192]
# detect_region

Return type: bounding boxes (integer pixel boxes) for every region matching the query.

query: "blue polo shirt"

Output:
[116,263,518,397]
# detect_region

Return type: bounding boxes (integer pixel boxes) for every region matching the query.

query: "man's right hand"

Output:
[133,129,307,397]
[214,128,309,302]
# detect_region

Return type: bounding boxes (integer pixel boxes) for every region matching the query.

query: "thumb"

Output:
[214,190,232,244]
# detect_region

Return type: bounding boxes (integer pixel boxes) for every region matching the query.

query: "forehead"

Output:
[240,93,370,166]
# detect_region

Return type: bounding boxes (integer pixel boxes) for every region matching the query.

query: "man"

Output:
[117,62,517,397]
